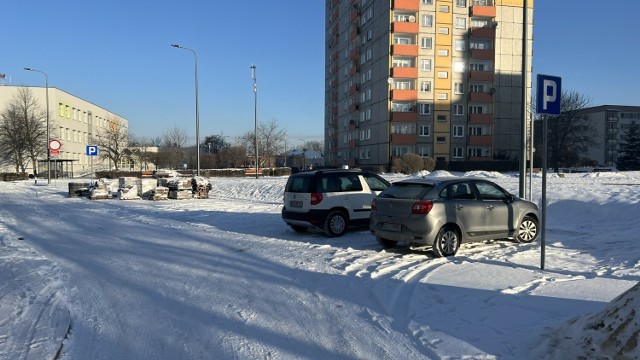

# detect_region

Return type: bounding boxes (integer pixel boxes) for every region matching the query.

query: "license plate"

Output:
[382,223,401,232]
[290,200,303,208]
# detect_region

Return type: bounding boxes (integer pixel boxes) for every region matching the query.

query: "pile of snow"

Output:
[424,169,455,178]
[532,283,639,359]
[464,170,509,178]
[582,171,627,178]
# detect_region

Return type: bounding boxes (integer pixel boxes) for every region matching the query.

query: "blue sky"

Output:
[1,1,638,147]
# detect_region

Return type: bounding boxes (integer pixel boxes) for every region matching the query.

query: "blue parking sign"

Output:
[86,145,99,156]
[536,74,562,115]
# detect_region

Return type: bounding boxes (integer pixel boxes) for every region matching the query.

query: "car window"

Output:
[441,182,476,200]
[339,174,363,192]
[362,173,390,191]
[380,183,433,199]
[285,175,313,193]
[321,175,342,193]
[475,181,507,200]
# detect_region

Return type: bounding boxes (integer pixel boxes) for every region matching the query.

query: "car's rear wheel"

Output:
[516,216,538,243]
[377,236,397,249]
[323,210,348,237]
[432,225,460,257]
[289,225,308,233]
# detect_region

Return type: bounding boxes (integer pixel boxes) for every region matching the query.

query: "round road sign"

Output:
[49,139,61,151]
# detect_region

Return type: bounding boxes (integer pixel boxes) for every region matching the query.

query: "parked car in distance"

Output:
[282,169,391,237]
[370,177,539,257]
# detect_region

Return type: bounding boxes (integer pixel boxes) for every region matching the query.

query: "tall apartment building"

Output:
[0,85,128,175]
[324,0,533,170]
[578,105,640,167]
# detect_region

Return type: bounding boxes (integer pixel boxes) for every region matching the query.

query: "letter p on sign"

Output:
[536,74,562,115]
[86,145,99,156]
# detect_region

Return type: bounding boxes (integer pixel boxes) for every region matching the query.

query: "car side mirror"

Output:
[505,194,515,203]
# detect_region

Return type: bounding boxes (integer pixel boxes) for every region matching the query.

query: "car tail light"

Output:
[412,201,433,214]
[371,198,377,210]
[311,193,323,205]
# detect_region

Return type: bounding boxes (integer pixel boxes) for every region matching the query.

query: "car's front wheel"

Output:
[323,210,348,237]
[432,225,460,257]
[516,216,538,243]
[377,236,397,249]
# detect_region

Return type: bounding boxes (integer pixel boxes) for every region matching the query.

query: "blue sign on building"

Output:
[536,74,562,115]
[86,145,99,156]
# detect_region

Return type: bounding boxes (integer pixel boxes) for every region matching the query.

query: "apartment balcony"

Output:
[470,71,494,82]
[349,64,360,76]
[470,5,496,17]
[332,8,339,20]
[349,103,359,113]
[392,67,418,78]
[349,83,359,95]
[331,105,338,114]
[391,44,418,56]
[350,10,359,22]
[330,78,337,87]
[349,120,358,130]
[470,27,495,39]
[469,92,493,103]
[393,0,419,11]
[348,158,358,167]
[468,135,493,146]
[469,113,493,124]
[391,133,417,145]
[392,21,419,34]
[350,27,360,40]
[348,139,357,149]
[350,47,359,60]
[391,111,418,122]
[331,92,338,101]
[470,49,494,60]
[391,89,418,101]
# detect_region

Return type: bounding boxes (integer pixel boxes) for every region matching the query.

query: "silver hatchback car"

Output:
[370,177,539,257]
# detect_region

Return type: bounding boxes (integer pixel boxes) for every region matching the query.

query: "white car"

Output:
[281,169,390,237]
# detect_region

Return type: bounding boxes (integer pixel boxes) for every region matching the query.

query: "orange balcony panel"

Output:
[391,89,418,101]
[392,44,418,56]
[348,139,357,149]
[392,21,419,34]
[470,71,494,82]
[393,0,419,11]
[392,67,418,78]
[349,84,359,95]
[391,111,418,122]
[471,27,496,39]
[469,92,493,103]
[468,135,493,146]
[349,104,359,112]
[391,133,417,145]
[470,49,495,60]
[471,5,496,18]
[469,113,493,124]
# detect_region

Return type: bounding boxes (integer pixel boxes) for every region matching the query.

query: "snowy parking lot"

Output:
[1,171,639,359]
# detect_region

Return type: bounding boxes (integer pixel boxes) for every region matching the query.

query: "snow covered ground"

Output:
[0,171,638,359]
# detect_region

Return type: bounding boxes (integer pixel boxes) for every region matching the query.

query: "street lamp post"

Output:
[171,44,200,176]
[299,138,306,170]
[251,64,258,179]
[24,67,50,184]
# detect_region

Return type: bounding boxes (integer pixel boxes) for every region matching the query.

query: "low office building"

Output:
[0,85,128,176]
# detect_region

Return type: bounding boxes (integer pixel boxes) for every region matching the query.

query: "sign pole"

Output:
[540,114,547,270]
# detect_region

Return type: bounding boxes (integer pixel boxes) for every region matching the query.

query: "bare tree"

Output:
[238,119,286,167]
[219,146,249,168]
[94,116,129,171]
[127,135,159,171]
[534,90,597,172]
[160,126,189,169]
[0,87,49,174]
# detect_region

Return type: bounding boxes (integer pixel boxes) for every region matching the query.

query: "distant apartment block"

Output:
[0,85,128,175]
[578,105,640,167]
[324,0,534,170]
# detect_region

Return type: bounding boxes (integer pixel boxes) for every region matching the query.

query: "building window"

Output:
[469,105,487,114]
[420,81,431,92]
[455,39,466,51]
[437,71,448,78]
[456,0,467,6]
[438,27,449,35]
[392,146,412,156]
[437,93,448,100]
[419,103,431,115]
[419,125,431,136]
[439,5,450,12]
[452,147,464,158]
[454,60,465,73]
[455,17,466,29]
[438,49,449,57]
[421,59,432,71]
[453,125,464,137]
[453,104,464,115]
[422,0,433,4]
[421,37,433,49]
[421,14,433,27]
[454,82,464,94]
[392,123,416,134]
[436,136,447,143]
[418,145,431,157]
[437,114,447,122]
